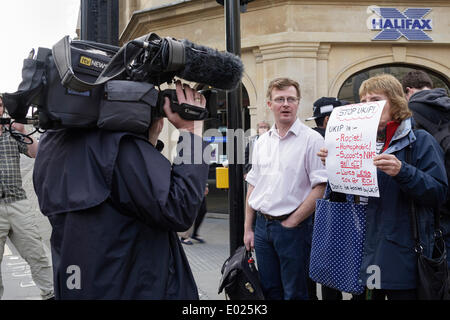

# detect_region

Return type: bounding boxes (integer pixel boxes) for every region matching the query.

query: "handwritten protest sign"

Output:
[325,101,385,197]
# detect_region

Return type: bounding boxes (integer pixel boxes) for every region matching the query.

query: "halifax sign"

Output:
[370,7,432,41]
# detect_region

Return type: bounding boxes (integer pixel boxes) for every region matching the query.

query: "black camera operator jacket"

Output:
[33,128,209,299]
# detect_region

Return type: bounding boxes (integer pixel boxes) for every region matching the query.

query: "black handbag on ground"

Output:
[406,146,450,300]
[218,246,265,300]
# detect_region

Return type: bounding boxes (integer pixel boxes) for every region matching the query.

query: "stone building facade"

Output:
[117,0,449,160]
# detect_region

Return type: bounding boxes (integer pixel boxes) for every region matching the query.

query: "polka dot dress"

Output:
[309,198,367,295]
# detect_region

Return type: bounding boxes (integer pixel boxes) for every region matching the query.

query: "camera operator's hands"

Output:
[163,81,206,136]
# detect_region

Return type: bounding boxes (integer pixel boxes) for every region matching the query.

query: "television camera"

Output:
[1,32,243,141]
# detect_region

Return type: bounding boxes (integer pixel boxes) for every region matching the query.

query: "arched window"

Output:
[338,64,450,103]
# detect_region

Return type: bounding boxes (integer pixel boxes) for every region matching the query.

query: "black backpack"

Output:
[218,246,265,300]
[413,112,450,216]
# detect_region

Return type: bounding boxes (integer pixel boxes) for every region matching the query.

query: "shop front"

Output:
[118,0,450,213]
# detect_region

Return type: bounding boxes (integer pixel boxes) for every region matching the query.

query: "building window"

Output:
[338,64,450,103]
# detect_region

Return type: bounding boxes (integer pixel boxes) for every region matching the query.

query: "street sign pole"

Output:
[80,0,119,45]
[224,0,245,254]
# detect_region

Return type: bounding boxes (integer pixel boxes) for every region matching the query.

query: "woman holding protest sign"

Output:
[316,74,447,300]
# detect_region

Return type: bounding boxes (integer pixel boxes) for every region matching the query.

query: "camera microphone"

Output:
[103,35,244,91]
[176,39,244,91]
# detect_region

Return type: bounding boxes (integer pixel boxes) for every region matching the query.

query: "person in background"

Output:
[318,74,447,300]
[401,70,450,270]
[306,97,347,137]
[180,183,209,245]
[244,77,327,300]
[244,121,270,178]
[191,183,209,243]
[0,95,54,300]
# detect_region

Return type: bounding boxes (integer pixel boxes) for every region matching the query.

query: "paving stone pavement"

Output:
[180,214,230,300]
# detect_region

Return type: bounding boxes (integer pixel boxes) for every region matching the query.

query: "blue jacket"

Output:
[33,129,209,299]
[358,118,448,290]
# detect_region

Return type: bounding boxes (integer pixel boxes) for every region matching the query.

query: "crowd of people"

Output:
[0,69,449,300]
[244,72,449,300]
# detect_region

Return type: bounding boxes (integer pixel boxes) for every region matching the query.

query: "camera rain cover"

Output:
[97,80,159,134]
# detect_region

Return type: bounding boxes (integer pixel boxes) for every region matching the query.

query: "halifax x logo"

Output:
[371,8,432,41]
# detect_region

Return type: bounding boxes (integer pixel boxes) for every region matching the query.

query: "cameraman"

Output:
[33,81,209,299]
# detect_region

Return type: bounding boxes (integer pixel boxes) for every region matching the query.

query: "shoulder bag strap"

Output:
[52,36,124,92]
[52,36,97,92]
[405,144,422,253]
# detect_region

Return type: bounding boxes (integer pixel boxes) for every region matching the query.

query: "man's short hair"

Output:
[266,77,301,100]
[359,73,412,122]
[401,70,433,93]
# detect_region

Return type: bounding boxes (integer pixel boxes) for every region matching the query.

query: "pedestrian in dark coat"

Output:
[401,69,450,270]
[33,82,209,299]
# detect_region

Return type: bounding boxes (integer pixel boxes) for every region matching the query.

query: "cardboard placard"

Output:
[325,101,385,197]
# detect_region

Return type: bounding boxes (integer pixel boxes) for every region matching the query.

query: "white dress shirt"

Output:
[246,118,327,216]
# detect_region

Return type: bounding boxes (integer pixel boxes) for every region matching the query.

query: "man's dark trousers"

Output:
[254,213,313,300]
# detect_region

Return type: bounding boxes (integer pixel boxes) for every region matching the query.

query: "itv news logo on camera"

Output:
[369,7,432,41]
[79,55,107,71]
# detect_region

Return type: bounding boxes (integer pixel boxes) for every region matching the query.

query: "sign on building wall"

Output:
[369,7,432,41]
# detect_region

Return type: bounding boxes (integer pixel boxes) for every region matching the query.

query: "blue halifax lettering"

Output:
[405,19,412,29]
[370,7,432,41]
[372,18,431,30]
[372,19,382,29]
[421,19,431,29]
[384,19,394,29]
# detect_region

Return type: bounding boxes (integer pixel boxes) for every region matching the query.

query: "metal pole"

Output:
[80,0,118,45]
[80,0,94,41]
[225,0,245,254]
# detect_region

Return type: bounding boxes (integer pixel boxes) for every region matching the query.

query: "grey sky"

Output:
[0,0,79,93]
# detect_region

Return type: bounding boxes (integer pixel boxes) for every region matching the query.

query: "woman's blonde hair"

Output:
[359,73,412,122]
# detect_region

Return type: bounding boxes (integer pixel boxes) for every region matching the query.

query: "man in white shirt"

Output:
[243,77,327,300]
